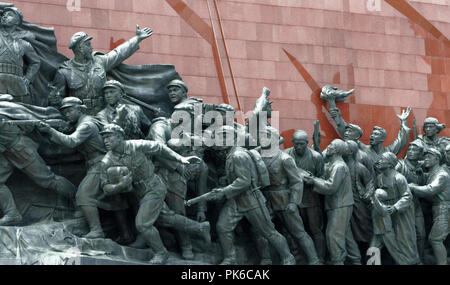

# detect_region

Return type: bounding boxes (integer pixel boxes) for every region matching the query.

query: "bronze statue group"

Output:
[0,5,448,265]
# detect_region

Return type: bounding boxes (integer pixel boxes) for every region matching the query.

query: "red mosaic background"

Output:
[11,0,450,151]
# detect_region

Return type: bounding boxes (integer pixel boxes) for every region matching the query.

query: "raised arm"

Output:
[387,107,411,155]
[102,25,152,71]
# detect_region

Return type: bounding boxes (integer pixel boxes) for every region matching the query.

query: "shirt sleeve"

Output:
[222,153,253,199]
[22,41,41,82]
[49,122,93,148]
[100,37,140,71]
[411,172,448,198]
[283,156,304,205]
[313,163,345,195]
[387,123,411,155]
[393,175,412,213]
[136,140,184,163]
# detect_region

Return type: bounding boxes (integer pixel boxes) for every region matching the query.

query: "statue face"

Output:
[369,130,385,146]
[423,123,438,137]
[344,128,360,141]
[325,142,336,158]
[62,107,81,124]
[104,87,121,106]
[75,40,93,57]
[1,11,20,27]
[406,145,422,161]
[292,138,308,156]
[423,153,439,168]
[103,134,122,151]
[376,158,390,171]
[168,86,185,104]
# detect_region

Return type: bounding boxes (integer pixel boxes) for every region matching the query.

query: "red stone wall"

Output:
[11,0,450,150]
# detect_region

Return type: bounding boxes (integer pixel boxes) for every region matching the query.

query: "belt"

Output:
[0,63,23,76]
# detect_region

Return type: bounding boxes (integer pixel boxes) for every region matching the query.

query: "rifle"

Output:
[0,119,68,129]
[123,95,167,117]
[185,191,217,207]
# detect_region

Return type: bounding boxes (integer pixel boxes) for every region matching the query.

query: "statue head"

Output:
[423,147,441,169]
[215,103,235,120]
[423,117,445,137]
[1,7,23,27]
[445,144,450,165]
[369,126,387,146]
[345,140,359,157]
[406,139,424,161]
[100,124,126,152]
[69,31,93,57]
[376,152,397,171]
[292,130,308,156]
[103,80,124,106]
[326,139,346,158]
[167,79,188,104]
[344,124,363,141]
[59,97,87,123]
[213,125,236,152]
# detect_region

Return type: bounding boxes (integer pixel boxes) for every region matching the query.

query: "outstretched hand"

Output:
[136,25,153,42]
[397,107,411,122]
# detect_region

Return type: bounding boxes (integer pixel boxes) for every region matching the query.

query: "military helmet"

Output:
[3,7,23,25]
[167,79,188,93]
[69,31,93,50]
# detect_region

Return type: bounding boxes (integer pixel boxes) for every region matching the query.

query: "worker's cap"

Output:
[102,80,125,93]
[345,124,363,137]
[60,97,86,110]
[423,147,442,160]
[100,124,125,137]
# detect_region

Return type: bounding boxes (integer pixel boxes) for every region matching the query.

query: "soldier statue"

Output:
[50,25,153,115]
[0,112,77,226]
[38,97,130,240]
[371,152,420,265]
[409,148,450,265]
[284,130,327,262]
[204,125,296,265]
[0,7,40,103]
[303,139,360,265]
[99,124,211,265]
[96,80,151,140]
[418,117,449,164]
[260,127,321,265]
